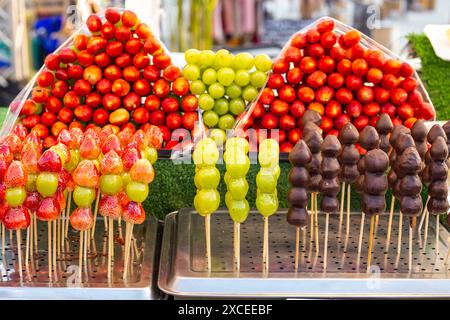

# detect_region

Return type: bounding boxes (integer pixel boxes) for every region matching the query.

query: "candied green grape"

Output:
[253,54,273,72]
[208,83,225,99]
[232,52,254,70]
[195,167,221,189]
[217,67,235,86]
[73,186,96,208]
[227,178,249,200]
[100,174,123,196]
[228,199,250,223]
[225,191,233,208]
[225,153,250,178]
[234,70,250,87]
[229,98,246,116]
[226,137,249,154]
[126,181,149,203]
[198,50,216,66]
[36,172,58,198]
[198,93,215,111]
[64,149,80,172]
[209,128,226,146]
[242,85,258,102]
[225,84,242,99]
[26,173,38,192]
[202,68,217,85]
[5,187,26,207]
[256,170,277,193]
[185,48,200,64]
[183,64,201,81]
[213,98,229,116]
[121,172,131,187]
[250,71,268,88]
[203,110,219,127]
[193,138,220,166]
[224,172,232,186]
[256,193,279,217]
[194,189,220,216]
[190,80,206,95]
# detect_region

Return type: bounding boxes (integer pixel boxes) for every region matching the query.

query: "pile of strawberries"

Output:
[246,18,435,152]
[17,8,197,148]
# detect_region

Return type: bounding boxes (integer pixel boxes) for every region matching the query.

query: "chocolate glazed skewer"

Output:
[319,135,342,271]
[287,140,312,272]
[338,123,360,236]
[355,126,380,256]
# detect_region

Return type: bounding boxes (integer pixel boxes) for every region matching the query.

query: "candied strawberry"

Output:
[59,169,74,191]
[22,131,42,150]
[70,207,93,231]
[36,196,61,221]
[4,134,22,157]
[118,130,134,147]
[101,150,123,175]
[58,129,77,149]
[0,203,8,222]
[12,124,28,140]
[24,192,41,212]
[0,158,8,178]
[118,191,130,207]
[130,159,154,184]
[4,161,27,188]
[69,127,83,147]
[129,130,149,150]
[3,206,30,230]
[99,195,122,219]
[56,189,66,211]
[102,134,123,156]
[80,136,101,160]
[0,182,5,202]
[38,149,62,173]
[0,143,13,164]
[21,143,41,174]
[122,147,141,171]
[122,201,146,224]
[144,125,163,149]
[73,160,99,188]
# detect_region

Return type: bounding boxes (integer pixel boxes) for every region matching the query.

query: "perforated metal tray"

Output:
[0,215,162,300]
[159,209,450,298]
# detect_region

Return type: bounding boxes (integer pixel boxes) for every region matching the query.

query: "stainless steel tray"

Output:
[159,209,450,298]
[0,215,163,300]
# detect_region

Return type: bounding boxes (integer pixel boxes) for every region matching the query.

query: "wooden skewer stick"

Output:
[25,227,30,266]
[48,221,52,279]
[418,197,430,232]
[436,214,440,255]
[29,216,34,260]
[314,194,319,253]
[33,214,38,251]
[424,209,430,246]
[104,216,108,232]
[65,192,72,238]
[78,231,83,281]
[233,222,240,272]
[16,230,22,279]
[263,216,269,272]
[444,236,450,265]
[323,213,330,271]
[386,197,395,251]
[123,222,131,279]
[357,213,365,255]
[397,212,403,255]
[367,215,375,272]
[57,214,61,257]
[107,217,113,279]
[1,224,4,256]
[346,184,351,236]
[84,228,88,266]
[310,194,315,246]
[339,182,346,227]
[90,191,101,240]
[408,222,414,271]
[53,219,57,271]
[294,226,300,272]
[205,215,211,271]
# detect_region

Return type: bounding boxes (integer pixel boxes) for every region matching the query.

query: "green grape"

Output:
[143,146,158,165]
[225,191,233,208]
[196,167,221,189]
[242,85,258,102]
[213,98,229,116]
[217,68,235,86]
[214,49,233,69]
[209,128,226,146]
[202,68,217,85]
[226,153,250,178]
[190,80,206,95]
[256,171,277,193]
[121,172,131,187]
[100,174,123,196]
[194,173,202,190]
[253,54,273,72]
[185,48,200,64]
[259,139,280,159]
[203,110,219,127]
[198,93,215,111]
[227,178,249,200]
[5,187,26,207]
[226,137,249,154]
[194,189,220,217]
[218,114,236,131]
[36,172,58,198]
[208,83,225,99]
[73,186,96,208]
[256,193,279,217]
[229,98,246,116]
[250,71,268,88]
[64,149,80,172]
[224,172,232,186]
[198,50,216,66]
[228,199,250,223]
[225,84,242,99]
[126,181,149,203]
[234,70,250,87]
[193,138,220,166]
[183,64,201,81]
[273,165,281,180]
[26,173,38,192]
[232,52,254,70]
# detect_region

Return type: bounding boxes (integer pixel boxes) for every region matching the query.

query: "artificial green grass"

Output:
[407,34,450,120]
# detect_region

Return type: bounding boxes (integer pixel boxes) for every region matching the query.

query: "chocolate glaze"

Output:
[362,148,389,216]
[411,120,428,142]
[319,178,340,195]
[364,149,389,173]
[397,147,422,175]
[399,196,423,216]
[302,110,322,127]
[321,196,339,213]
[428,198,449,215]
[430,136,449,161]
[363,173,388,194]
[340,145,360,164]
[362,194,386,215]
[287,207,308,227]
[304,130,323,154]
[427,124,447,144]
[390,125,410,148]
[395,132,415,155]
[359,126,380,150]
[341,165,359,182]
[428,180,448,199]
[319,135,342,213]
[339,123,359,145]
[288,167,309,186]
[287,187,309,207]
[398,175,422,196]
[376,114,394,134]
[289,140,312,167]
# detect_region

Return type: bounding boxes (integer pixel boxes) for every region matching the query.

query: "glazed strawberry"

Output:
[99,195,122,219]
[56,189,67,211]
[36,196,60,221]
[122,201,146,225]
[38,149,62,173]
[57,129,77,149]
[130,159,154,184]
[21,143,42,173]
[79,135,101,160]
[12,124,28,140]
[24,192,41,212]
[0,143,13,164]
[70,207,94,231]
[3,206,30,230]
[102,134,123,155]
[101,150,124,175]
[144,125,163,149]
[22,131,42,149]
[129,130,149,150]
[4,134,22,157]
[122,147,141,171]
[59,169,75,191]
[0,203,8,222]
[0,182,6,202]
[4,161,27,188]
[73,160,99,188]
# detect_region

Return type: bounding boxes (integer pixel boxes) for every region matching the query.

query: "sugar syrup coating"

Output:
[319,135,342,213]
[289,140,312,167]
[358,126,380,150]
[302,110,322,127]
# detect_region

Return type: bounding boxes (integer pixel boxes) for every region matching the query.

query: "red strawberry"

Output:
[80,136,101,160]
[70,207,93,231]
[102,134,123,156]
[36,196,61,222]
[38,149,62,173]
[130,159,154,184]
[56,189,67,211]
[0,203,8,222]
[122,147,141,171]
[0,182,5,202]
[122,201,146,224]
[59,168,75,192]
[0,143,13,164]
[24,192,41,212]
[73,160,99,188]
[58,129,78,149]
[100,150,124,175]
[99,195,122,219]
[3,206,30,230]
[4,161,27,188]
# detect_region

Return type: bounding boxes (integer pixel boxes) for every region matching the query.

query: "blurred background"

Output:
[0,0,448,106]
